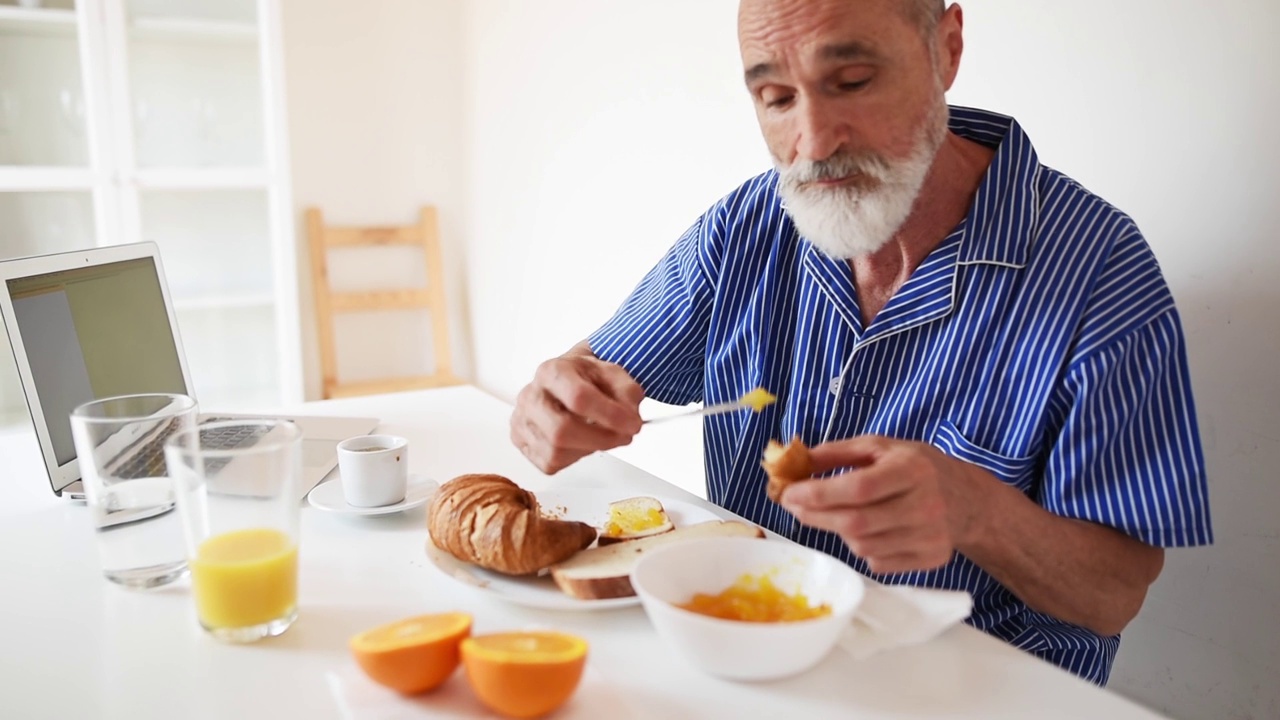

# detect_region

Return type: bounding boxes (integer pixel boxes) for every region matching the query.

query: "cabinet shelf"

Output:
[0,167,274,192]
[0,6,76,37]
[133,167,272,190]
[0,0,303,418]
[129,16,257,44]
[0,167,95,192]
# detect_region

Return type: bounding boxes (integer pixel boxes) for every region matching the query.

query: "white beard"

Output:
[777,103,948,260]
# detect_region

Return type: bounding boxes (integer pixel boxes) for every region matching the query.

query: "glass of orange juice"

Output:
[164,420,302,643]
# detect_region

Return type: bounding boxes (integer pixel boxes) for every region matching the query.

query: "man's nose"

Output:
[794,97,848,163]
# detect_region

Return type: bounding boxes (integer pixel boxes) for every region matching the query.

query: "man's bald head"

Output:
[739,0,948,46]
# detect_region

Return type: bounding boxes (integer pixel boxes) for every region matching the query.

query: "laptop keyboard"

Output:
[114,445,170,480]
[114,418,271,480]
[200,418,271,449]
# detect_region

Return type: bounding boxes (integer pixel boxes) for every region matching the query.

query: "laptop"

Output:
[0,242,379,500]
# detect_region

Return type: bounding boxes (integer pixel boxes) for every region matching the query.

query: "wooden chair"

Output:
[305,206,463,399]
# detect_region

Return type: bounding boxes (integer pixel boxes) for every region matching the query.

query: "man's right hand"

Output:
[510,346,645,474]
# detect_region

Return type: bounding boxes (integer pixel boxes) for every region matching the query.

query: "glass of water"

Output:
[69,393,197,589]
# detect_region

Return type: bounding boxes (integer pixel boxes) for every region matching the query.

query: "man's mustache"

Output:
[781,151,892,187]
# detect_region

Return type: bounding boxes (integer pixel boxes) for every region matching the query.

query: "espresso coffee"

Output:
[337,434,409,507]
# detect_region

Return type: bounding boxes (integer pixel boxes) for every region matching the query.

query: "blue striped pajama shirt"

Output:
[588,106,1213,685]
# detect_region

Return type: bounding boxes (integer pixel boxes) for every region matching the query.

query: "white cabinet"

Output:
[0,0,300,427]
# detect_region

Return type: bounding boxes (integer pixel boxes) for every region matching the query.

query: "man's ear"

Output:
[936,4,965,91]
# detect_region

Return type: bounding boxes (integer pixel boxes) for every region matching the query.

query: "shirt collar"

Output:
[947,106,1042,268]
[777,106,1041,267]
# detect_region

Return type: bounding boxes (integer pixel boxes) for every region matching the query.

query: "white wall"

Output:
[460,0,757,489]
[281,0,471,400]
[457,1,1280,719]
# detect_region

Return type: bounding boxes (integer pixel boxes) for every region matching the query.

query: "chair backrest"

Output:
[305,206,461,399]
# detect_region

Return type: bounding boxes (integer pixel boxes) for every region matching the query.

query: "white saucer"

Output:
[307,474,438,516]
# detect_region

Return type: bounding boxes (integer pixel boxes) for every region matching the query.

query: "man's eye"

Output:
[838,80,870,92]
[762,93,795,109]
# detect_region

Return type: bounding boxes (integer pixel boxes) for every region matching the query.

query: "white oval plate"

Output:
[423,487,725,611]
[307,474,438,516]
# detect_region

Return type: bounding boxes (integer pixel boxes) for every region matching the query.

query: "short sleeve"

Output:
[1042,309,1213,547]
[588,214,717,406]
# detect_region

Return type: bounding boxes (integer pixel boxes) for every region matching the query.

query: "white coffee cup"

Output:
[336,435,409,507]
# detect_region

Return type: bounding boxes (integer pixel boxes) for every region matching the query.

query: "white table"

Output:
[0,386,1168,719]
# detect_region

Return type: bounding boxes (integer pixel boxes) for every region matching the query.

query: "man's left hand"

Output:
[780,435,984,574]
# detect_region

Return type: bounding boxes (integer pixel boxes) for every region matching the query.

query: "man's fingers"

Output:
[785,487,941,540]
[591,362,647,407]
[806,434,900,475]
[862,549,954,575]
[524,387,633,451]
[784,499,901,539]
[514,413,592,475]
[777,437,958,575]
[536,361,641,435]
[785,504,952,573]
[511,394,555,473]
[511,355,645,475]
[782,464,913,510]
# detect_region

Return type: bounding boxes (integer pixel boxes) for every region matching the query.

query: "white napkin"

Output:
[327,663,637,720]
[838,582,974,661]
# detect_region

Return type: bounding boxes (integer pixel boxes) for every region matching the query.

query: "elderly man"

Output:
[510,0,1212,685]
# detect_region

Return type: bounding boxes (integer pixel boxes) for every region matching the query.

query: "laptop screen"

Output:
[6,256,188,466]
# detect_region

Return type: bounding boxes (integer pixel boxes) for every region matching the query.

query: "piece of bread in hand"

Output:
[550,520,765,600]
[597,496,675,546]
[761,436,812,503]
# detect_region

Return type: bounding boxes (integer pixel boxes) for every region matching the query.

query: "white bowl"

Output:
[630,536,864,681]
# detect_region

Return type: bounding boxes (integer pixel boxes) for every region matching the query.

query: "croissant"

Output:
[427,474,597,575]
[761,437,812,503]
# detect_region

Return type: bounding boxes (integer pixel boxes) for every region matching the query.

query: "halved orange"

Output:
[350,612,472,694]
[461,631,588,718]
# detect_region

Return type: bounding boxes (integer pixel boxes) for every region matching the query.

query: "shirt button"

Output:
[829,376,842,395]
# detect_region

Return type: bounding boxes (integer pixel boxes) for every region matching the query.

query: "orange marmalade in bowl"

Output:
[677,573,832,622]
